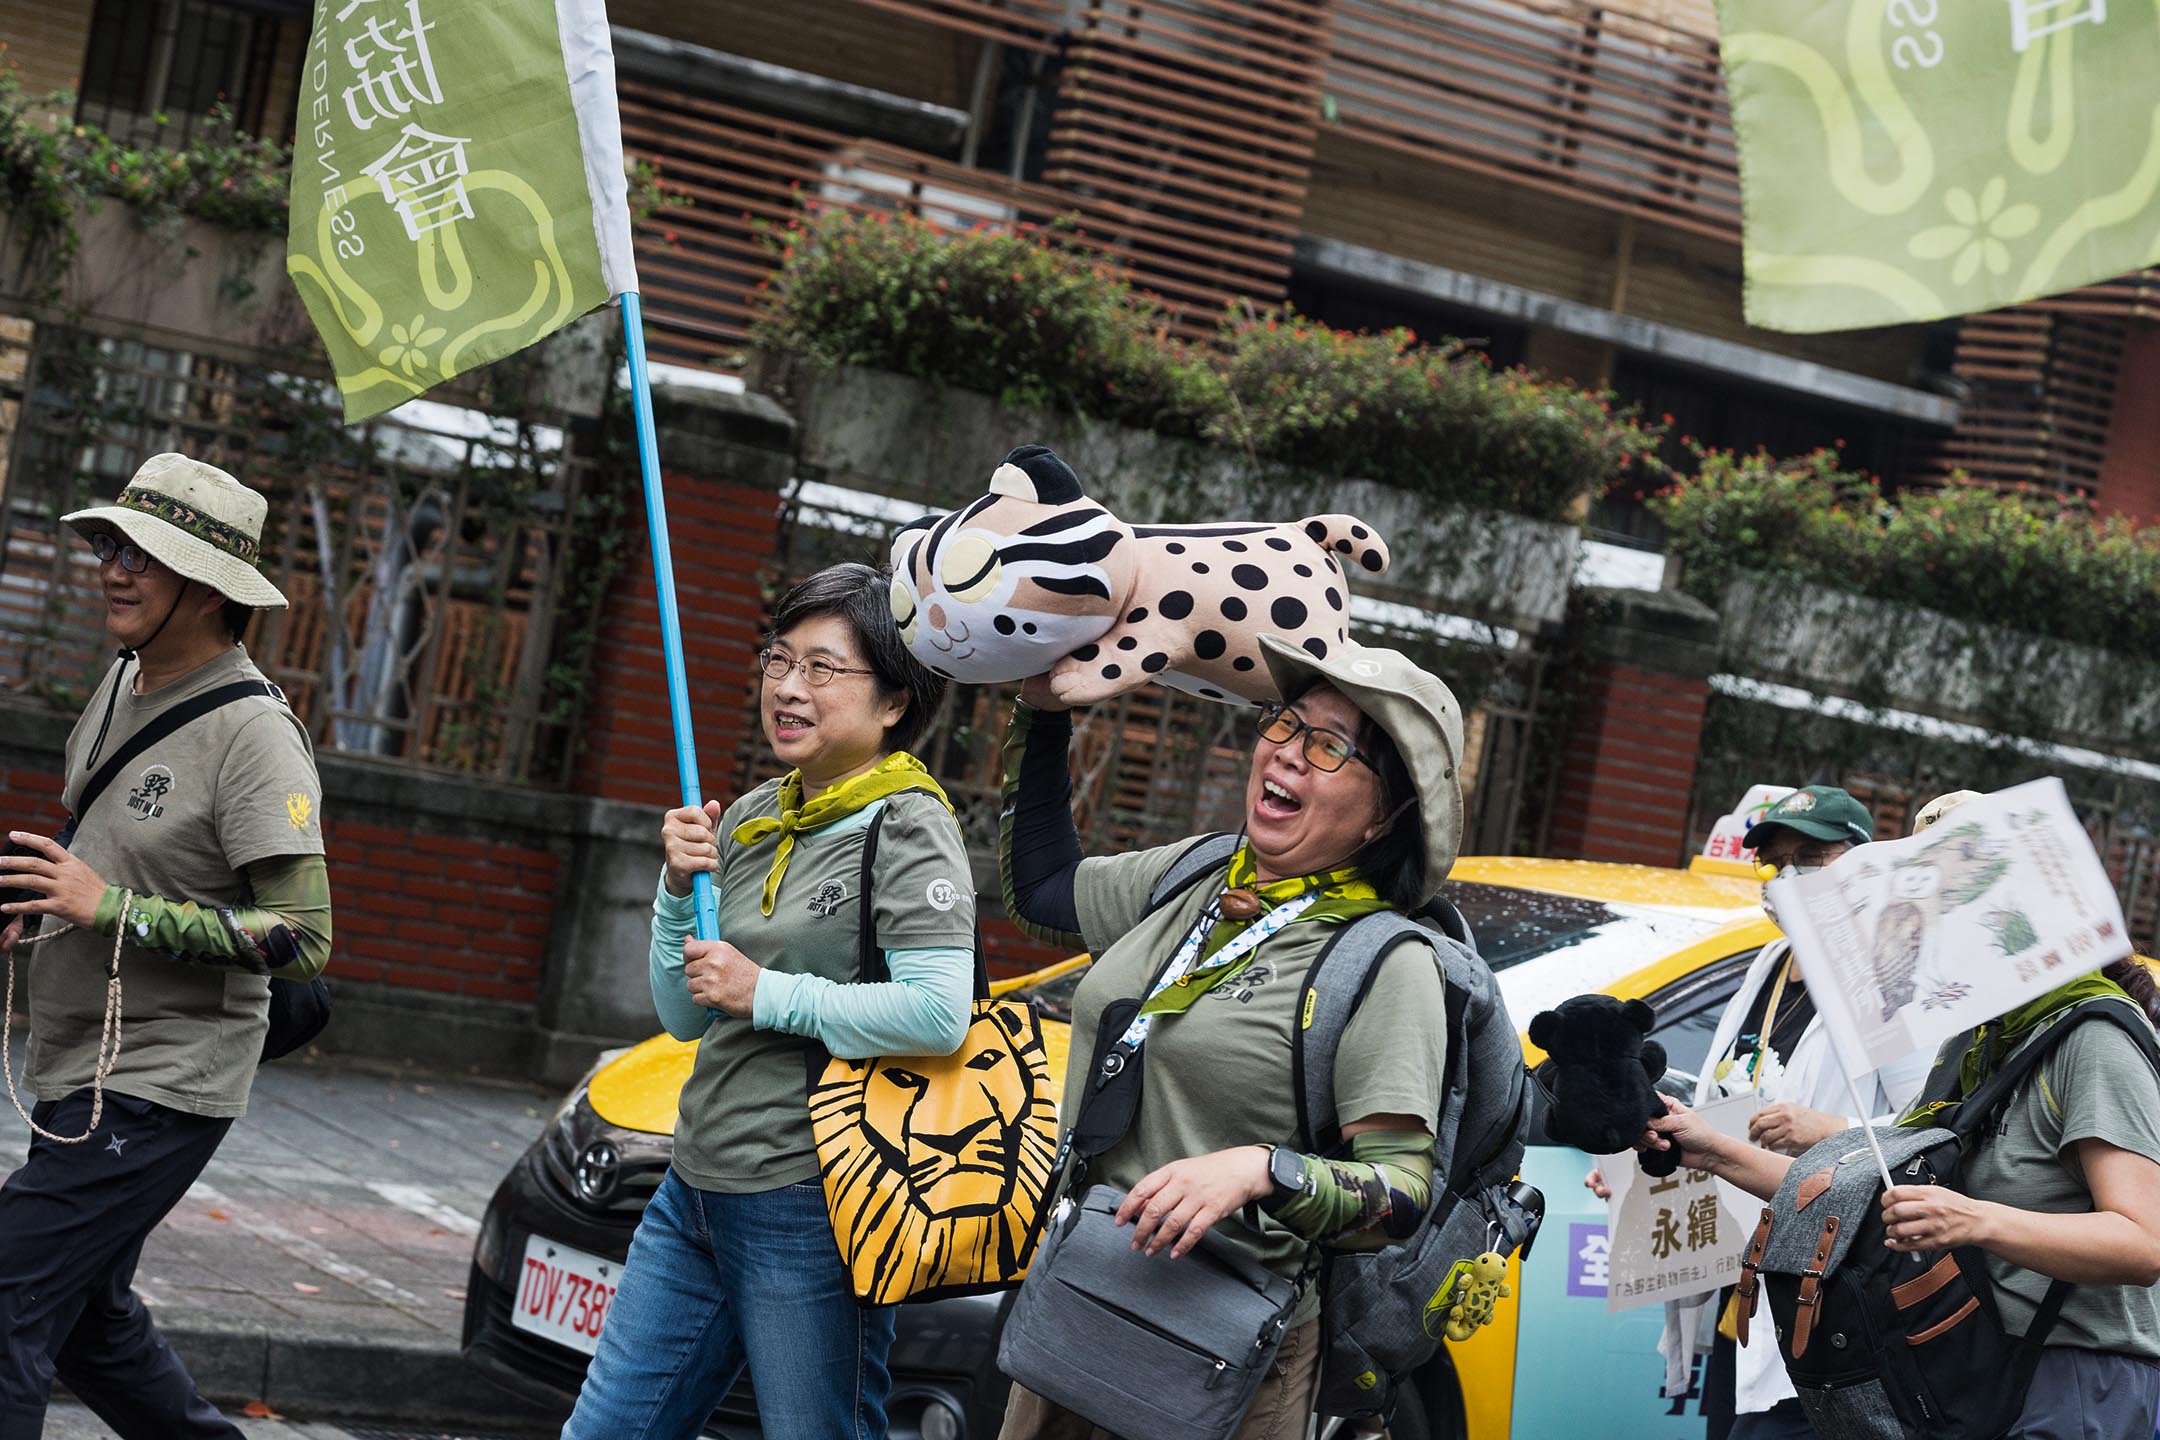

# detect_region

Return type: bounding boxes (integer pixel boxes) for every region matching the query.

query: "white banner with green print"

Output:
[1716,0,2160,332]
[287,0,638,421]
[1767,778,2131,1076]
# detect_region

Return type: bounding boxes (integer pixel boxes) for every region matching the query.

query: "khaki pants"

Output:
[999,1319,1321,1440]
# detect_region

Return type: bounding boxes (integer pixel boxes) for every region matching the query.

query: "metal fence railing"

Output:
[0,323,620,788]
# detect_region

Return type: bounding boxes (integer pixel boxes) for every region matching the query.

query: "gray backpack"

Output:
[1142,836,1543,1420]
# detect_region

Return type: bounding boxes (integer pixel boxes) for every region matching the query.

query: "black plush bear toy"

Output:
[1529,994,1681,1178]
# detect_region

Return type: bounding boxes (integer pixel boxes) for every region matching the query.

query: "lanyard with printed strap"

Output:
[1116,891,1318,1051]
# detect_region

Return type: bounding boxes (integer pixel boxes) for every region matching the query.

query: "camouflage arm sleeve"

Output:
[1264,1127,1435,1246]
[92,853,333,982]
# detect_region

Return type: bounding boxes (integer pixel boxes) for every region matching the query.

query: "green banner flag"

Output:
[287,0,639,421]
[1716,0,2160,332]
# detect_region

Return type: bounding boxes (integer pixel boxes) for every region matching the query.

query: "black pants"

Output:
[0,1088,240,1440]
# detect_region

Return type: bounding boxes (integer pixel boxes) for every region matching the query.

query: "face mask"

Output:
[1759,863,1825,930]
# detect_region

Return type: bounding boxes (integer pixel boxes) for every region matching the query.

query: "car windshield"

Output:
[1016,879,1743,1023]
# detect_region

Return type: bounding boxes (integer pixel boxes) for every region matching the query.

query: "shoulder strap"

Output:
[1949,995,2160,1142]
[855,800,990,1001]
[71,679,286,824]
[1143,832,1238,916]
[1293,910,1431,1155]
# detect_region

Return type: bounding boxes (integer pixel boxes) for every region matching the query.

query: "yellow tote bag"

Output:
[803,809,1059,1304]
[810,987,1059,1304]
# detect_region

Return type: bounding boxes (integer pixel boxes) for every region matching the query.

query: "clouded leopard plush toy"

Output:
[889,445,1390,707]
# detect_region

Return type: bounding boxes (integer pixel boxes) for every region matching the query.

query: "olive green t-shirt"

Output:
[29,647,324,1118]
[1064,839,1449,1315]
[671,782,977,1193]
[1958,1018,2160,1357]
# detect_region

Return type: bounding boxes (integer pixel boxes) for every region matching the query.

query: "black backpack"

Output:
[1734,996,2160,1440]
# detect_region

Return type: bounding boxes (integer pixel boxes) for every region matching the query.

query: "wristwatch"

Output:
[1264,1144,1314,1211]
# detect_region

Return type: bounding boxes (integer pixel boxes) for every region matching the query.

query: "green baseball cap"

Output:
[1744,785,1874,848]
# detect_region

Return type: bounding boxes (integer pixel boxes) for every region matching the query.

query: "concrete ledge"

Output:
[1574,585,1723,678]
[307,981,539,1077]
[148,1311,561,1427]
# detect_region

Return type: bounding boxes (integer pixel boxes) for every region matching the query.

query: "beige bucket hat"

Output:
[1911,789,1982,835]
[63,453,288,608]
[1258,633,1466,904]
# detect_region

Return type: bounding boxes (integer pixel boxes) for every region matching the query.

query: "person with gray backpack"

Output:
[991,636,1538,1440]
[1639,915,2160,1440]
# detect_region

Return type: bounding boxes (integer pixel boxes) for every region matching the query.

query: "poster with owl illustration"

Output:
[1767,778,2131,1076]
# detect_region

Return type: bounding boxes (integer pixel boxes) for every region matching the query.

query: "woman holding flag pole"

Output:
[1641,791,2160,1440]
[559,563,976,1440]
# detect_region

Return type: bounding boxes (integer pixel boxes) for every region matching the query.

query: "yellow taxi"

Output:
[463,852,1781,1440]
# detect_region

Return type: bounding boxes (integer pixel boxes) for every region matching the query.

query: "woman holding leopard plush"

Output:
[996,636,1463,1439]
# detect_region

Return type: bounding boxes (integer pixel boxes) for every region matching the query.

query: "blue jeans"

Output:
[561,1170,895,1440]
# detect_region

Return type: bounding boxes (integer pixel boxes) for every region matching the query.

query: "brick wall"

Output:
[1547,659,1711,867]
[576,469,780,809]
[326,821,559,1005]
[1545,588,1722,869]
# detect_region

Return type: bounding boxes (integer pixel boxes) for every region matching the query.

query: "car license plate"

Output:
[511,1234,619,1356]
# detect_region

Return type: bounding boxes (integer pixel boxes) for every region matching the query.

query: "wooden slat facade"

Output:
[1046,0,1331,327]
[1920,311,2126,501]
[607,0,2160,509]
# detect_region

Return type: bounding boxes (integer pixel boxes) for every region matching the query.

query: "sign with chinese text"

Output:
[1700,784,1793,865]
[1601,1095,1759,1312]
[1768,777,2130,1076]
[288,0,639,421]
[1715,1,2160,331]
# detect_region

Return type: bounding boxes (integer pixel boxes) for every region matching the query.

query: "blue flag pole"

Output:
[618,290,719,943]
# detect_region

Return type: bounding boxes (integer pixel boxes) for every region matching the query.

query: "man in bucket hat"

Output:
[0,454,332,1439]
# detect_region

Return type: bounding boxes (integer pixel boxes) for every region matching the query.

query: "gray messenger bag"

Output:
[997,1183,1300,1440]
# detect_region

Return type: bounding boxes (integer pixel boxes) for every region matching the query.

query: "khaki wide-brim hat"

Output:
[1258,633,1465,905]
[62,452,288,608]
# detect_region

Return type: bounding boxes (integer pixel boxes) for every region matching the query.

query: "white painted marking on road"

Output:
[187,1181,429,1310]
[366,1181,481,1237]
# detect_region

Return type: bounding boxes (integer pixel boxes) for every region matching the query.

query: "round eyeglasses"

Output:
[89,533,150,574]
[1256,703,1377,774]
[758,649,877,687]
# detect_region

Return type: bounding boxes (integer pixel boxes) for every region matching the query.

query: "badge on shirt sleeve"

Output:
[925,878,959,912]
[286,792,316,830]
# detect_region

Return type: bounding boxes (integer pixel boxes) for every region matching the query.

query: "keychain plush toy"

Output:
[888,445,1390,707]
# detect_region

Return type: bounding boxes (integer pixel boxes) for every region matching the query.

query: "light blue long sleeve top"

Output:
[646,802,974,1058]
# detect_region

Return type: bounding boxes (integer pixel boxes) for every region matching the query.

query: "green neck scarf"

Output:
[1900,972,2128,1128]
[1142,845,1389,1017]
[730,752,951,916]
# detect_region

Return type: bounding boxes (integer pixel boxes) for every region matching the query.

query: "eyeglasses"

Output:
[1755,841,1847,868]
[1256,703,1376,774]
[89,534,150,574]
[758,649,877,687]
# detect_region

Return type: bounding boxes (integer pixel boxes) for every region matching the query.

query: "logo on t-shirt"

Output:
[925,878,959,912]
[126,765,173,821]
[286,792,314,830]
[807,880,847,918]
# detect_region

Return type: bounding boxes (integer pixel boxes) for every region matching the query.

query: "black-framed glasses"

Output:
[89,533,150,574]
[1256,702,1376,774]
[1755,840,1846,869]
[758,649,877,687]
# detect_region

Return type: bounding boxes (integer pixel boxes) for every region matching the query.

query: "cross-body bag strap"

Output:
[4,675,284,1145]
[67,678,285,829]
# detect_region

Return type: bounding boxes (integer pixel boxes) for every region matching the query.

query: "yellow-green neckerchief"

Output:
[1897,972,2129,1129]
[729,752,952,916]
[1141,844,1389,1017]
